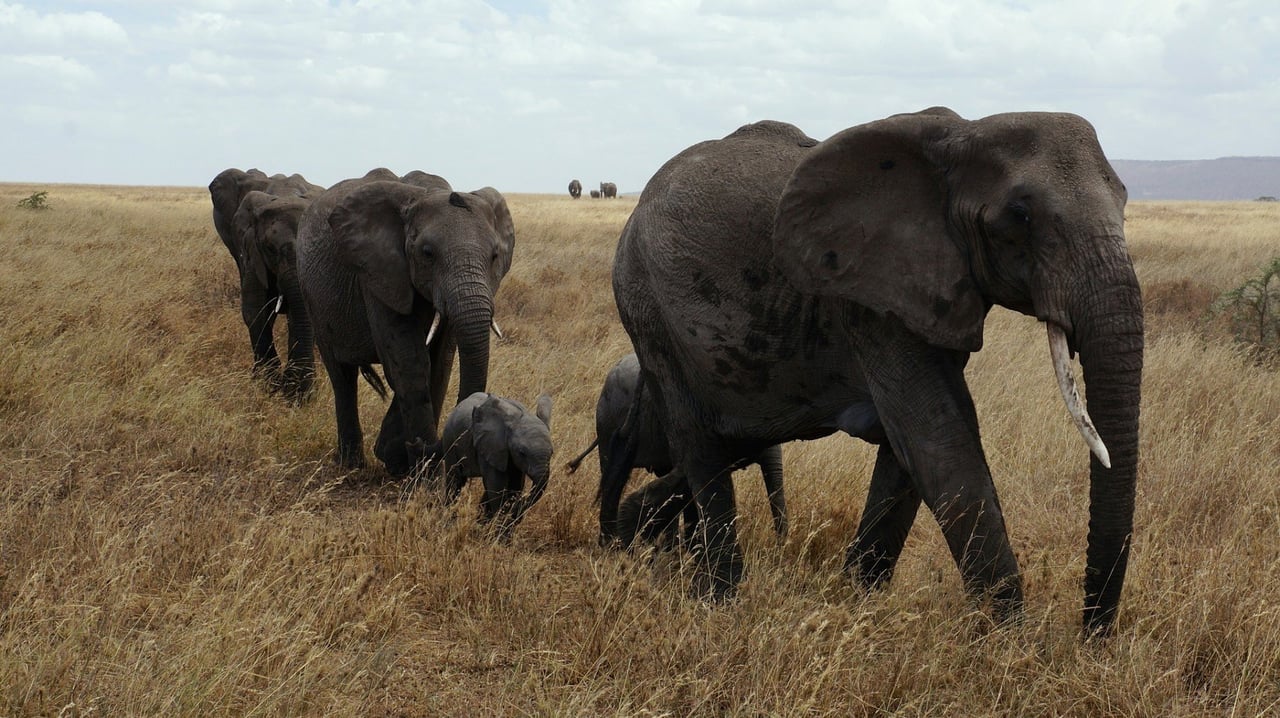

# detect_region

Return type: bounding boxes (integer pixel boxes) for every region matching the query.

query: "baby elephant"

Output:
[437,392,553,537]
[568,353,786,547]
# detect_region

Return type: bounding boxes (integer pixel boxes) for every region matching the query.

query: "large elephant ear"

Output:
[472,396,511,472]
[235,192,271,287]
[773,110,987,352]
[468,187,516,278]
[329,181,423,315]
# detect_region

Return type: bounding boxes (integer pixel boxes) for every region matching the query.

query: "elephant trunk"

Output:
[1072,270,1144,636]
[517,458,552,526]
[280,269,315,402]
[447,276,495,402]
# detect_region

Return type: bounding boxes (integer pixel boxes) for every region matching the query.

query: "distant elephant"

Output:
[297,168,516,475]
[231,191,315,401]
[600,181,618,199]
[566,353,786,546]
[568,179,582,199]
[610,110,1143,636]
[209,168,322,278]
[589,190,601,199]
[436,392,553,537]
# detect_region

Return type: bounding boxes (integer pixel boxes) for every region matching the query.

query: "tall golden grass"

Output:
[1,183,1278,716]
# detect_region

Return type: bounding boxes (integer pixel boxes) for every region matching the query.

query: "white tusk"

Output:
[1047,322,1111,469]
[273,295,284,314]
[425,312,442,347]
[490,319,504,340]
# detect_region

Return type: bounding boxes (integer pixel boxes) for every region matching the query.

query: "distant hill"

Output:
[1110,157,1280,201]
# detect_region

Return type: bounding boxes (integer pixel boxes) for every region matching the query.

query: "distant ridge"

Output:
[1111,157,1280,201]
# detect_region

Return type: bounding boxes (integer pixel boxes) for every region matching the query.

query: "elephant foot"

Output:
[688,555,743,604]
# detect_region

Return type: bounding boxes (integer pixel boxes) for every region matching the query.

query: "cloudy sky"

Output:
[2,0,1277,193]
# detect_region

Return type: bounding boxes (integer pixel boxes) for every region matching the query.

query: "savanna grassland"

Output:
[1,183,1278,717]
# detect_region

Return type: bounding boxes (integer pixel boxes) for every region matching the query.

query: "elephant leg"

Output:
[324,357,364,469]
[616,469,690,548]
[757,444,787,539]
[847,443,920,590]
[854,322,1023,618]
[375,395,409,474]
[366,306,435,475]
[240,274,281,383]
[683,456,742,600]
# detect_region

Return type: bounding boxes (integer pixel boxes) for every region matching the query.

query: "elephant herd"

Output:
[568,179,617,199]
[211,105,1145,637]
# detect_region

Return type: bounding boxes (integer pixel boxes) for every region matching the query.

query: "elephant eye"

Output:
[420,242,434,259]
[1008,202,1031,225]
[490,249,500,265]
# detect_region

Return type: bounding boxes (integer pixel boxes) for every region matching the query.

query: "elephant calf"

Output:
[435,392,554,538]
[567,353,786,547]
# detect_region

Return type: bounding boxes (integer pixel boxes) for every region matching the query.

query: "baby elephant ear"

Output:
[534,394,552,429]
[467,187,516,277]
[472,396,510,472]
[773,110,987,352]
[329,181,422,316]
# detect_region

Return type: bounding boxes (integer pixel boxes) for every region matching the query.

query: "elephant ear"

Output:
[236,192,272,287]
[773,110,987,352]
[472,396,511,472]
[468,187,517,278]
[534,394,552,429]
[329,181,423,315]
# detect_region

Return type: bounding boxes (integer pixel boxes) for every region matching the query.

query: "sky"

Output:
[2,0,1278,193]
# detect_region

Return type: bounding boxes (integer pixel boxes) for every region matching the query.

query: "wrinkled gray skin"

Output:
[231,191,315,401]
[589,190,601,199]
[297,168,516,475]
[611,109,1143,636]
[600,181,618,199]
[210,168,322,279]
[436,392,554,538]
[568,179,582,199]
[566,353,786,546]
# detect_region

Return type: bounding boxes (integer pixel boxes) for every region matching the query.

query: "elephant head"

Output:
[327,181,516,402]
[470,393,554,533]
[211,168,322,275]
[233,190,314,399]
[773,109,1143,634]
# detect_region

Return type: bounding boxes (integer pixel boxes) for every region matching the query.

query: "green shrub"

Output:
[1211,256,1280,362]
[16,191,49,210]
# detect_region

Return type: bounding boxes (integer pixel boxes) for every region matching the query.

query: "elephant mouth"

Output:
[1046,321,1111,468]
[423,311,505,348]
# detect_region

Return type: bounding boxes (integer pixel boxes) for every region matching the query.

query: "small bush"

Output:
[1211,256,1280,362]
[17,191,49,210]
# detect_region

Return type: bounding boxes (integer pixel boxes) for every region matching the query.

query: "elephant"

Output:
[231,190,315,400]
[296,168,516,475]
[209,168,322,278]
[609,109,1143,636]
[600,181,618,199]
[435,392,554,537]
[569,179,583,199]
[565,353,787,546]
[589,190,602,199]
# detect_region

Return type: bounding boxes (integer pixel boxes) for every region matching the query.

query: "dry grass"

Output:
[1,183,1279,716]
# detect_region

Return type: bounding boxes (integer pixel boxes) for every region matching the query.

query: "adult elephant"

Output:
[568,179,583,199]
[565,353,787,545]
[600,181,617,199]
[231,191,315,401]
[209,168,322,277]
[610,110,1143,636]
[297,169,516,474]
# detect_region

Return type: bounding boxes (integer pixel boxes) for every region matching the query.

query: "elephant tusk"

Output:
[1047,322,1111,469]
[273,295,284,314]
[490,319,504,340]
[425,312,442,347]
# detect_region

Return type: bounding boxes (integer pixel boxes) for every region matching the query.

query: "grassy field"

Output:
[1,183,1278,716]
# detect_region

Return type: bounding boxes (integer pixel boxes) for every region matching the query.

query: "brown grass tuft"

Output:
[2,184,1279,715]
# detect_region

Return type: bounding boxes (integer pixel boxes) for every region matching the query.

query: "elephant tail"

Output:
[565,436,599,474]
[359,364,389,402]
